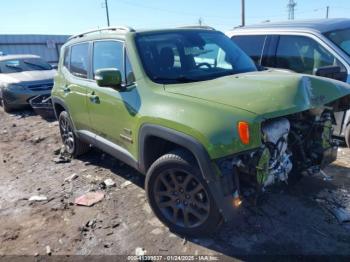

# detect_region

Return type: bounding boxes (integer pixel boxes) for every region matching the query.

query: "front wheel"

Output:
[145,149,222,236]
[58,111,90,157]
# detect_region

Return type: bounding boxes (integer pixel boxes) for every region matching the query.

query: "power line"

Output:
[116,0,235,21]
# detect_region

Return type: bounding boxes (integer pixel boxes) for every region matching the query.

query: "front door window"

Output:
[276,35,346,75]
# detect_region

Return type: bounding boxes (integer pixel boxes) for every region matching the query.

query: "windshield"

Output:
[325,28,350,57]
[135,30,257,84]
[0,58,52,73]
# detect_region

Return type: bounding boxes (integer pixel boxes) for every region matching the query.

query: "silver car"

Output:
[226,18,350,146]
[0,54,56,112]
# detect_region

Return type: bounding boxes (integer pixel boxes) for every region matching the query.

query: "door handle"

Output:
[88,91,99,103]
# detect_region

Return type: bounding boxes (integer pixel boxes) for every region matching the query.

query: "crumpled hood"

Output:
[0,70,56,85]
[166,70,350,119]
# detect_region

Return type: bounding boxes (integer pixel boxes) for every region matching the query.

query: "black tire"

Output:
[2,98,13,113]
[345,124,350,148]
[58,111,90,157]
[145,149,222,236]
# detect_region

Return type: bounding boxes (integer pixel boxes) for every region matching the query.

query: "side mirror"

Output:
[314,66,347,82]
[95,68,122,90]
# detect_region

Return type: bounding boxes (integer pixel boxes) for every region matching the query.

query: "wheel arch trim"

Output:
[138,124,214,181]
[51,97,69,119]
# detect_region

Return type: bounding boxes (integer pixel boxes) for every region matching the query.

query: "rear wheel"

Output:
[146,149,221,236]
[58,111,90,157]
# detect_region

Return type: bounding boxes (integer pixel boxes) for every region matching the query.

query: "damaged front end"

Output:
[195,73,350,222]
[238,109,338,190]
[217,99,350,198]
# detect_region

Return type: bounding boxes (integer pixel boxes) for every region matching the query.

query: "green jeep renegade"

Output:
[52,26,350,235]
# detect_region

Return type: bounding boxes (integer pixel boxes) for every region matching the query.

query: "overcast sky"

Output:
[2,0,350,35]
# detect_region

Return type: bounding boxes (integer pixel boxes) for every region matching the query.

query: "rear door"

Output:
[60,42,91,130]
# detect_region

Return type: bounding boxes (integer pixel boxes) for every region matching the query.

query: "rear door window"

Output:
[70,43,89,79]
[231,35,266,65]
[275,35,346,74]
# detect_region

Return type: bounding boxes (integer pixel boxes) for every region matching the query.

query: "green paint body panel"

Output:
[52,31,350,164]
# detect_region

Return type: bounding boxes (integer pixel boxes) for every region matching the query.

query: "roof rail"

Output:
[68,26,135,40]
[177,25,216,30]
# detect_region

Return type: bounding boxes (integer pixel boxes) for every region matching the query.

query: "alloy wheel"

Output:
[153,169,210,228]
[59,116,75,154]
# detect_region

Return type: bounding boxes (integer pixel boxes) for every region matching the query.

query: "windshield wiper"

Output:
[153,75,200,83]
[23,61,50,70]
[5,64,23,71]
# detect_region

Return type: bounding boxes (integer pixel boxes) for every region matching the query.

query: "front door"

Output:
[86,40,139,156]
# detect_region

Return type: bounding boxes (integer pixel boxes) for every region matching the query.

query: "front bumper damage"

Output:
[212,109,340,222]
[212,146,338,222]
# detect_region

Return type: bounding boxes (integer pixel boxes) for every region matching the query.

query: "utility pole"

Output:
[326,6,330,19]
[241,0,245,26]
[104,0,110,27]
[287,0,297,20]
[198,17,203,26]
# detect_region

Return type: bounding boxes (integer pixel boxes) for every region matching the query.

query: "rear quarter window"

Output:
[231,35,266,65]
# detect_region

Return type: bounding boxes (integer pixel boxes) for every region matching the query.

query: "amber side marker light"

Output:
[232,191,242,207]
[238,121,250,145]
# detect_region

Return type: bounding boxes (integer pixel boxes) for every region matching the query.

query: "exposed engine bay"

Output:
[235,108,338,190]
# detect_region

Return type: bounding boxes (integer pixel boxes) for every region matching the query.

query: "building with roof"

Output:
[0,34,70,65]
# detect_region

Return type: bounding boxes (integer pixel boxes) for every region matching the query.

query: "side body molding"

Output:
[77,130,139,170]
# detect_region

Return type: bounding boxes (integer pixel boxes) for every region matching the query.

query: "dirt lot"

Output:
[0,107,350,259]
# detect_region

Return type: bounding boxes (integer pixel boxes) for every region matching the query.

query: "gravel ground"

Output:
[0,107,350,259]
